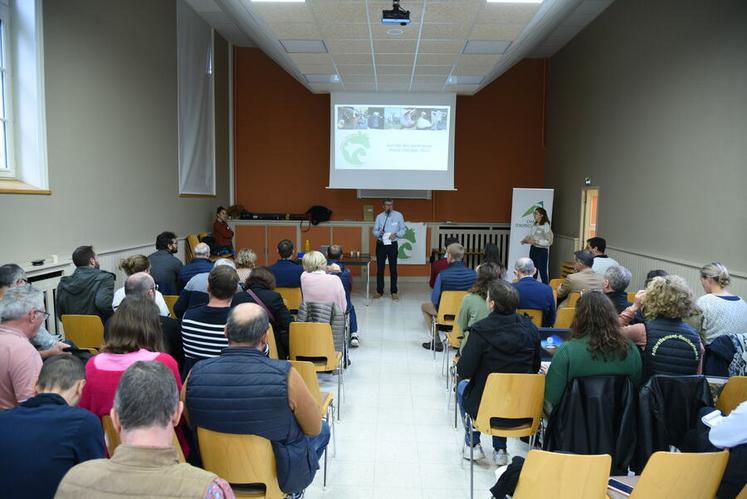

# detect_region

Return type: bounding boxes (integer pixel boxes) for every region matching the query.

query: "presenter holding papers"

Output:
[373,198,405,301]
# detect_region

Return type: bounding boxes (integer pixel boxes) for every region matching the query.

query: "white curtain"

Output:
[177,0,215,195]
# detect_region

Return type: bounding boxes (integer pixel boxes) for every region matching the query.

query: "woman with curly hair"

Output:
[544,291,641,411]
[619,275,703,382]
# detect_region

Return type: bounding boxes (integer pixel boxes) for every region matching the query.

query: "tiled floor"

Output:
[306,281,529,499]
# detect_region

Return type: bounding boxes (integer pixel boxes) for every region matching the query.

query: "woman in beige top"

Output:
[521,207,553,284]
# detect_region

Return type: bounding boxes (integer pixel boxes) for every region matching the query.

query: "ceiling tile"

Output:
[332,53,373,65]
[296,62,337,73]
[418,39,466,54]
[373,39,417,53]
[280,39,328,53]
[287,53,334,65]
[469,23,525,40]
[375,53,416,65]
[267,22,322,39]
[319,23,369,40]
[463,39,511,54]
[310,1,368,21]
[325,39,372,53]
[249,3,315,24]
[370,23,420,40]
[458,54,500,66]
[414,74,447,84]
[420,23,472,40]
[477,3,540,25]
[414,65,452,76]
[341,75,375,84]
[416,53,458,66]
[377,65,413,75]
[343,83,377,91]
[423,1,481,23]
[337,64,375,76]
[413,82,445,91]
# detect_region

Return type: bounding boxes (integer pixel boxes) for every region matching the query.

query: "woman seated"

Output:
[544,291,642,414]
[300,251,346,314]
[231,266,294,358]
[456,262,500,349]
[696,262,747,345]
[112,255,169,316]
[619,275,703,382]
[456,280,541,466]
[235,248,257,285]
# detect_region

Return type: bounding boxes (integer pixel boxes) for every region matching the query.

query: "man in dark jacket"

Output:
[268,239,303,288]
[148,231,183,295]
[178,242,213,288]
[457,279,541,466]
[603,265,632,314]
[56,246,115,322]
[511,257,556,327]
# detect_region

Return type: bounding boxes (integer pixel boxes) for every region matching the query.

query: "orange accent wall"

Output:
[233,48,546,223]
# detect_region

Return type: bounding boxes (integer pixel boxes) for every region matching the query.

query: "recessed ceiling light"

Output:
[280,39,328,53]
[486,0,542,3]
[463,40,511,54]
[387,28,404,36]
[304,74,342,84]
[447,75,483,85]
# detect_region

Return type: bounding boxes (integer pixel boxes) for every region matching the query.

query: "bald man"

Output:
[179,243,213,288]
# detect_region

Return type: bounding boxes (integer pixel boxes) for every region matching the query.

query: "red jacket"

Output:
[213,220,234,247]
[430,257,449,288]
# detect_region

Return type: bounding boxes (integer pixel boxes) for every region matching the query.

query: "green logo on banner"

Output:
[341,132,370,166]
[398,226,417,260]
[521,200,545,217]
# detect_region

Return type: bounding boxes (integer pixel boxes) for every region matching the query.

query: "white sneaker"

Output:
[350,334,360,348]
[493,449,508,466]
[462,442,485,461]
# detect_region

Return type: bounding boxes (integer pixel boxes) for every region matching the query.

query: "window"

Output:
[0,4,13,178]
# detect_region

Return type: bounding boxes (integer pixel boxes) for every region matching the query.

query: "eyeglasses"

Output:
[34,310,50,321]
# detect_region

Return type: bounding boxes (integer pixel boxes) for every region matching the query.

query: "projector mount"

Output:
[382,0,411,26]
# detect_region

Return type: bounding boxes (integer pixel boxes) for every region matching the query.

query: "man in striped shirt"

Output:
[181,266,240,374]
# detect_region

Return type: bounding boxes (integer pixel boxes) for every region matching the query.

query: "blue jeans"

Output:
[529,246,549,284]
[308,421,331,463]
[457,380,506,450]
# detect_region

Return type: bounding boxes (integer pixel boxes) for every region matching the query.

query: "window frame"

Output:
[0,0,14,179]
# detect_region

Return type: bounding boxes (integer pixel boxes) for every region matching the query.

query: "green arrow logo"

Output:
[341,132,370,166]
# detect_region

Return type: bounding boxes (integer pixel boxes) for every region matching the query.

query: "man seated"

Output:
[511,257,556,327]
[603,265,633,313]
[174,258,237,318]
[148,231,183,295]
[429,237,460,288]
[186,304,330,497]
[556,250,603,305]
[422,243,477,352]
[212,206,234,256]
[55,361,234,499]
[326,244,359,347]
[586,237,619,274]
[269,239,303,288]
[457,280,541,465]
[56,245,115,322]
[0,356,105,499]
[179,243,213,288]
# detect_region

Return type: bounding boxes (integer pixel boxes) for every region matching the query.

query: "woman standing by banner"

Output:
[522,208,554,283]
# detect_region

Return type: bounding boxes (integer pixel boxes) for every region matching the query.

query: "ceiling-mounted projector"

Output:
[382,0,410,26]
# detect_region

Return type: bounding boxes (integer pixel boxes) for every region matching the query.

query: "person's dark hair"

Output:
[277,239,294,259]
[327,245,343,261]
[482,243,506,277]
[533,207,550,225]
[36,355,85,391]
[72,246,96,267]
[208,265,239,300]
[155,232,177,251]
[469,262,500,299]
[225,305,270,346]
[644,269,668,288]
[0,263,24,288]
[216,206,225,214]
[487,279,519,315]
[383,197,393,204]
[587,237,607,253]
[119,254,150,276]
[571,291,629,361]
[104,297,164,354]
[443,237,460,249]
[114,361,178,430]
[245,266,277,290]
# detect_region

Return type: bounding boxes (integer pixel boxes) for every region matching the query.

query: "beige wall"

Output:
[0,0,229,265]
[545,0,747,276]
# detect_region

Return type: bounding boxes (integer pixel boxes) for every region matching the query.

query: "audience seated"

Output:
[0,356,105,499]
[511,257,556,327]
[619,275,703,382]
[112,255,169,316]
[211,206,234,256]
[185,304,329,497]
[0,286,45,408]
[181,265,240,373]
[300,251,347,314]
[697,262,747,345]
[174,258,237,318]
[56,246,115,322]
[422,243,477,352]
[56,361,234,499]
[179,243,214,289]
[234,248,256,284]
[231,266,294,358]
[269,239,303,288]
[456,280,541,465]
[645,269,668,287]
[326,244,359,347]
[586,237,619,274]
[457,262,500,347]
[544,291,642,413]
[148,231,183,295]
[603,265,633,313]
[556,250,603,305]
[429,237,459,288]
[482,242,507,279]
[0,264,69,359]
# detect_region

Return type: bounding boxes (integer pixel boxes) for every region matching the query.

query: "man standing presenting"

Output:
[373,198,405,301]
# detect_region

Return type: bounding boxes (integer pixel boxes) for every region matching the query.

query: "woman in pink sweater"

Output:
[300,251,347,313]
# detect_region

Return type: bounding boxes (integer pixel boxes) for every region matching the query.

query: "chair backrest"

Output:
[276,287,303,311]
[289,322,337,370]
[163,295,178,319]
[564,292,581,308]
[288,360,323,405]
[517,308,543,328]
[197,427,284,499]
[446,322,464,348]
[554,307,575,328]
[437,290,468,324]
[513,450,611,499]
[185,234,200,262]
[475,373,545,437]
[549,278,564,291]
[101,415,185,462]
[61,315,104,351]
[716,375,747,415]
[266,324,279,360]
[627,292,637,304]
[630,451,729,499]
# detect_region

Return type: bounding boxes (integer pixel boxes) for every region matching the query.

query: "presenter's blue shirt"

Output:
[372,210,406,240]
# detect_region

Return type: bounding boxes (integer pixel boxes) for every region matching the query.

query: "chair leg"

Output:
[468,416,474,499]
[337,368,342,422]
[330,405,337,458]
[431,320,437,360]
[323,436,328,488]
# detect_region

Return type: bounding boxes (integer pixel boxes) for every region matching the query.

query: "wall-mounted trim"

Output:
[178,193,217,198]
[0,179,50,194]
[607,244,746,279]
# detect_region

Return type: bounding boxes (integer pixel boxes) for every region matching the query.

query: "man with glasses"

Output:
[148,231,183,295]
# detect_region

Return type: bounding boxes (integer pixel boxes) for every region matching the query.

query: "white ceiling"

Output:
[186,0,614,95]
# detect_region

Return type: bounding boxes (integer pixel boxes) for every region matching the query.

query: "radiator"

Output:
[432,224,510,269]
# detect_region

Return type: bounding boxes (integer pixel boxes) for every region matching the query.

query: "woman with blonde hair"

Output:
[112,254,169,316]
[300,251,346,313]
[235,248,257,285]
[696,262,747,345]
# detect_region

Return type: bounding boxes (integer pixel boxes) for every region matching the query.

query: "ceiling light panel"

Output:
[280,39,328,53]
[304,73,340,83]
[447,74,483,85]
[463,40,511,54]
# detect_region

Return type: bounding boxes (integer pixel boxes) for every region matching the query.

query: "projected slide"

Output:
[334,105,450,171]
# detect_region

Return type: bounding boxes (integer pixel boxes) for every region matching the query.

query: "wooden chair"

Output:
[163,295,178,319]
[197,428,284,499]
[549,278,564,292]
[276,287,303,314]
[101,415,185,462]
[432,290,468,360]
[554,307,575,328]
[627,292,637,304]
[289,322,343,418]
[61,315,104,353]
[562,292,581,308]
[517,308,543,328]
[513,450,611,499]
[737,484,747,499]
[266,324,279,360]
[467,373,546,498]
[185,234,200,262]
[716,376,747,415]
[629,450,729,498]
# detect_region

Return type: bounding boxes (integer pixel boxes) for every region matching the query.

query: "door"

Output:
[579,187,599,248]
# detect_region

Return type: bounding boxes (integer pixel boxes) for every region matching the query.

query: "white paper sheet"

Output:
[383,232,392,245]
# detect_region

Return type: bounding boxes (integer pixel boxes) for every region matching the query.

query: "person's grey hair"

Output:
[194,243,211,257]
[302,251,327,272]
[37,355,85,391]
[113,361,178,430]
[446,243,464,262]
[515,257,535,275]
[605,265,632,293]
[124,272,155,298]
[0,263,25,289]
[214,258,236,269]
[0,285,44,322]
[235,249,257,269]
[226,304,270,346]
